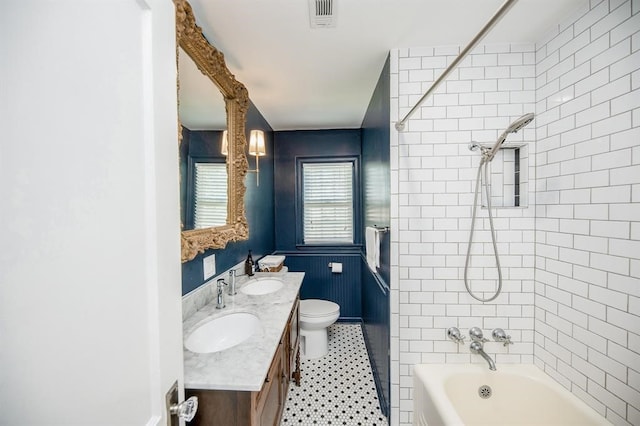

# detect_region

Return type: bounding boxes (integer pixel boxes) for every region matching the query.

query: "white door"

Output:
[0,0,184,424]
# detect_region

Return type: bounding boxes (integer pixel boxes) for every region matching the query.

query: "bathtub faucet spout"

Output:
[470,341,496,371]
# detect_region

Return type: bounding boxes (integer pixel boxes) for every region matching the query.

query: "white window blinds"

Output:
[302,162,353,244]
[193,162,227,229]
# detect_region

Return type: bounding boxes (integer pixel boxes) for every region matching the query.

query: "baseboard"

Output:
[337,317,362,323]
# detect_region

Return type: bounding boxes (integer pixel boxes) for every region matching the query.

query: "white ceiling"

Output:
[184,0,588,131]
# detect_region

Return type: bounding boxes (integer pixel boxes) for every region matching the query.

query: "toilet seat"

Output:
[300,299,340,318]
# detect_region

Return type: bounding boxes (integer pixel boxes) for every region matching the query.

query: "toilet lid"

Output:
[300,299,340,318]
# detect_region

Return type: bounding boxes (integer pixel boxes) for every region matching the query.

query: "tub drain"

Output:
[478,385,492,399]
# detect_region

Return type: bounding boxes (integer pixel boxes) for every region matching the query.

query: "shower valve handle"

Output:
[447,327,466,345]
[492,328,513,346]
[469,327,489,343]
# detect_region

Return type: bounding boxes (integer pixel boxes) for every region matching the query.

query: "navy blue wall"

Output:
[273,129,363,251]
[362,55,391,286]
[182,101,275,295]
[273,129,363,318]
[362,261,390,416]
[284,254,361,319]
[360,55,390,417]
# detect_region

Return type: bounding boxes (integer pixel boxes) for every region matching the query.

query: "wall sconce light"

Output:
[248,129,266,186]
[220,130,228,156]
[221,129,266,186]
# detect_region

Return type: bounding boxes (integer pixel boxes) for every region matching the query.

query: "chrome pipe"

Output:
[395,0,518,132]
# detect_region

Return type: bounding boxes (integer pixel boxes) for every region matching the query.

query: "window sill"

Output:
[293,244,363,254]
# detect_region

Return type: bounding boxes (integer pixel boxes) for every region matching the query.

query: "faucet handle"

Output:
[469,327,489,343]
[447,327,466,345]
[492,328,513,346]
[227,269,237,295]
[215,279,227,309]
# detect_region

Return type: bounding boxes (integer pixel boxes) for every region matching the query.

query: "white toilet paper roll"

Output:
[331,262,342,273]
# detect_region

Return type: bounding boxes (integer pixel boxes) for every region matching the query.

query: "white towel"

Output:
[366,226,380,272]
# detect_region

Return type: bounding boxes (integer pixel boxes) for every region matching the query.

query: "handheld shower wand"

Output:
[464,112,535,302]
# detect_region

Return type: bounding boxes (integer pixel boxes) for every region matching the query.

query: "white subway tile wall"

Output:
[390,1,639,425]
[391,41,537,425]
[535,1,639,424]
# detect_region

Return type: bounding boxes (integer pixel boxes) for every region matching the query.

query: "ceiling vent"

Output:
[308,0,337,28]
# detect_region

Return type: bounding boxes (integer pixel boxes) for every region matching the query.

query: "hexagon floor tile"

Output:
[281,323,388,425]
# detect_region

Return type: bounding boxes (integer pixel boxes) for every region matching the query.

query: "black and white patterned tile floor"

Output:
[281,323,388,426]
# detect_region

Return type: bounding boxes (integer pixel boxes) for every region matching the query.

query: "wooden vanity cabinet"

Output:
[254,335,286,426]
[287,298,301,386]
[186,295,301,426]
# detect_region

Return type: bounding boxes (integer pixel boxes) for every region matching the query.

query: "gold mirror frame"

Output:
[176,0,249,263]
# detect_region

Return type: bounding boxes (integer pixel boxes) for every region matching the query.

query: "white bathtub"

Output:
[413,364,611,426]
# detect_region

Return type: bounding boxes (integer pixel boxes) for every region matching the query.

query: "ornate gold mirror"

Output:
[176,0,249,262]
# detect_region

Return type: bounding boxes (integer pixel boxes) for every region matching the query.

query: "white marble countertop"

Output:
[183,271,304,392]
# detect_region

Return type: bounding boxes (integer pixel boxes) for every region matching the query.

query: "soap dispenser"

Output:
[245,250,254,276]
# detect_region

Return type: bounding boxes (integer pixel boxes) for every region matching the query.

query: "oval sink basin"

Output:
[241,278,284,296]
[185,312,260,354]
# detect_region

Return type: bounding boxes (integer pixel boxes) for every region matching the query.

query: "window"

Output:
[300,161,355,244]
[193,162,227,228]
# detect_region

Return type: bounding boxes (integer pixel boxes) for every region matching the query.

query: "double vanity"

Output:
[183,272,304,426]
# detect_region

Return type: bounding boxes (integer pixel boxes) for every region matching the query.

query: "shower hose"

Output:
[464,153,502,302]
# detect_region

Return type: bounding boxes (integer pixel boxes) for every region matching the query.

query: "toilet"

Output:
[299,299,340,359]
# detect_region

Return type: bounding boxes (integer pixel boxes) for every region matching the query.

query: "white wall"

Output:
[390,1,639,425]
[0,0,182,423]
[534,1,640,424]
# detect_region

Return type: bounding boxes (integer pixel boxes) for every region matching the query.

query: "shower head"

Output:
[485,113,535,162]
[506,112,535,134]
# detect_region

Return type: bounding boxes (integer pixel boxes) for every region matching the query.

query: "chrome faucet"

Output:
[216,278,227,309]
[492,328,513,346]
[470,340,496,371]
[469,327,489,343]
[228,269,237,296]
[447,327,466,344]
[468,327,495,370]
